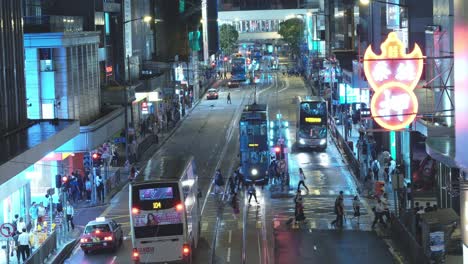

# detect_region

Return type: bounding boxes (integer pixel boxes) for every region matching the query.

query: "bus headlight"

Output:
[320,139,326,145]
[251,168,258,176]
[299,138,305,145]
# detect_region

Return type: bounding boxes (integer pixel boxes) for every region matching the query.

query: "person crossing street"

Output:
[227,92,232,104]
[297,168,309,193]
[247,184,259,205]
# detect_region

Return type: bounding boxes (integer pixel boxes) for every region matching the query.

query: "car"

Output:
[80,217,123,254]
[206,88,219,99]
[227,80,239,88]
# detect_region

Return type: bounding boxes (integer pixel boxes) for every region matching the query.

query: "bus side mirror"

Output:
[198,190,203,198]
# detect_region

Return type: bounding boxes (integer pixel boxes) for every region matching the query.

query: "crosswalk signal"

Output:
[274,146,281,160]
[92,152,102,167]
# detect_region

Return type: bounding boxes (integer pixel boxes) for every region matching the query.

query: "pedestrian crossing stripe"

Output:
[256,221,262,229]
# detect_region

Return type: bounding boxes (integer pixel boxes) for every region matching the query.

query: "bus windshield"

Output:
[132,183,184,238]
[299,102,327,139]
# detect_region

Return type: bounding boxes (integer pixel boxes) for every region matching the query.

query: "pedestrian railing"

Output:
[390,215,430,264]
[328,119,361,181]
[25,230,57,264]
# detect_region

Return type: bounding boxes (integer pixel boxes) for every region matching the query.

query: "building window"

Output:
[39,48,54,71]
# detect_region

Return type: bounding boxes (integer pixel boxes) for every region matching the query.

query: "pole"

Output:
[49,195,53,233]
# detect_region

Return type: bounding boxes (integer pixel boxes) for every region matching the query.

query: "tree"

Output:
[219,24,239,55]
[278,18,304,57]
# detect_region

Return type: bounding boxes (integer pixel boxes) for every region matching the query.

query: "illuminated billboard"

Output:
[363,32,424,131]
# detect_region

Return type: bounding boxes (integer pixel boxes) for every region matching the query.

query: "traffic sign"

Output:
[0,223,15,237]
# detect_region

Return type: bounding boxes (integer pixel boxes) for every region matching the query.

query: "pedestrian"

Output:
[352,196,361,224]
[214,169,225,194]
[331,194,344,228]
[65,201,75,231]
[228,175,236,195]
[372,199,387,229]
[85,178,92,202]
[293,190,303,222]
[297,168,309,193]
[388,157,396,183]
[366,168,374,183]
[295,202,306,224]
[237,165,245,190]
[37,202,46,224]
[129,166,139,181]
[95,175,104,203]
[17,228,31,262]
[381,193,391,221]
[12,214,19,231]
[346,116,353,138]
[247,184,259,205]
[17,217,26,234]
[371,159,380,181]
[29,202,38,231]
[424,202,433,213]
[227,92,232,104]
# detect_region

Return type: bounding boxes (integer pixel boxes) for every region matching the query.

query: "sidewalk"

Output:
[42,78,223,264]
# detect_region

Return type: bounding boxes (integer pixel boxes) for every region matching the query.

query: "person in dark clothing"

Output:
[331,191,344,228]
[227,92,232,104]
[247,184,259,205]
[424,202,434,213]
[228,176,236,195]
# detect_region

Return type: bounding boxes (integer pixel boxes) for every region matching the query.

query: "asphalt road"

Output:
[65,59,396,264]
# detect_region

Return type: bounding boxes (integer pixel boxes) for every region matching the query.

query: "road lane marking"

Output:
[228,230,232,243]
[256,221,262,229]
[257,233,262,263]
[314,245,317,251]
[227,247,231,262]
[202,222,208,232]
[314,189,320,195]
[111,256,117,264]
[71,245,80,256]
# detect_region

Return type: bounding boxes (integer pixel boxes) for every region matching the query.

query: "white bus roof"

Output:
[132,156,196,184]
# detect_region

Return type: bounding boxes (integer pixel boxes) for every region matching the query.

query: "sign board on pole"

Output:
[0,223,15,237]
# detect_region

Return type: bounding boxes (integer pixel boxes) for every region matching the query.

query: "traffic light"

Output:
[274,146,281,160]
[56,174,62,188]
[83,152,92,172]
[61,175,69,188]
[92,152,102,167]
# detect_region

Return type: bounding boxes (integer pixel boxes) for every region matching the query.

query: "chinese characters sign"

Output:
[363,32,424,130]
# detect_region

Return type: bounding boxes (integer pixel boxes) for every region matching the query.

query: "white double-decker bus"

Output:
[129,156,201,263]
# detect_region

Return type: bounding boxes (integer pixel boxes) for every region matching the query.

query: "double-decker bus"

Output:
[239,103,270,185]
[129,156,200,264]
[296,96,328,150]
[231,56,247,82]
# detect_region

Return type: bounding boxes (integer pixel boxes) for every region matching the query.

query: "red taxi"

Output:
[80,217,123,254]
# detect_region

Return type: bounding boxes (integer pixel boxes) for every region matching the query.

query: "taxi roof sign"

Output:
[96,217,106,222]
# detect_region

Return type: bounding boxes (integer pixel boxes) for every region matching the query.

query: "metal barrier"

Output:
[25,231,57,264]
[328,120,361,180]
[390,216,430,264]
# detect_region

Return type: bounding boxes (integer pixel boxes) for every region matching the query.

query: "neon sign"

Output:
[363,32,424,131]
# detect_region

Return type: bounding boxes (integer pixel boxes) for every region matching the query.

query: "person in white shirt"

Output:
[17,228,31,261]
[37,202,46,224]
[65,201,75,231]
[297,168,309,193]
[16,217,26,234]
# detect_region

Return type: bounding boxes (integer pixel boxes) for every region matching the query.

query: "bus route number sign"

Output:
[153,202,162,209]
[305,117,321,123]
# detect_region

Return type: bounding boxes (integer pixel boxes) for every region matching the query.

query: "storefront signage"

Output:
[363,32,424,131]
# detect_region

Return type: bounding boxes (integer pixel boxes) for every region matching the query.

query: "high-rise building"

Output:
[0,0,28,133]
